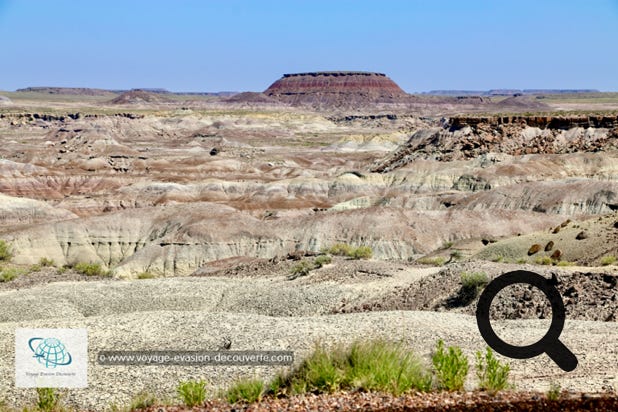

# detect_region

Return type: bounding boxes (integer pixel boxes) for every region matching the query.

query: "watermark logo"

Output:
[29,337,73,368]
[15,328,88,388]
[476,270,578,372]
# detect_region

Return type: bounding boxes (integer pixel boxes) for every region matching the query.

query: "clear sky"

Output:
[1,0,617,92]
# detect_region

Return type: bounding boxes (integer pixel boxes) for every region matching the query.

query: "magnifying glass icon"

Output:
[476,270,578,372]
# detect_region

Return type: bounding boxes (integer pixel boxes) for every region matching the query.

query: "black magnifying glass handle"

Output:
[545,339,578,372]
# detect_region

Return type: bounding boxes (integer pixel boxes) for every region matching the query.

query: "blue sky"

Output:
[1,0,617,92]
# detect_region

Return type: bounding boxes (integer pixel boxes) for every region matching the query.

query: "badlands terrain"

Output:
[0,76,617,410]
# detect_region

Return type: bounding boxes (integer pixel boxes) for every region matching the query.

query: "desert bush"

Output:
[527,244,542,255]
[289,260,313,279]
[442,241,453,249]
[416,256,446,266]
[547,382,561,401]
[324,243,354,256]
[535,256,553,265]
[137,272,156,279]
[36,388,59,412]
[431,339,469,391]
[0,267,25,283]
[270,339,431,396]
[516,258,527,264]
[601,255,616,266]
[39,257,55,267]
[544,241,554,252]
[461,272,489,292]
[128,392,157,411]
[226,378,265,404]
[350,245,373,260]
[449,250,463,260]
[475,347,511,392]
[556,260,575,267]
[177,379,206,407]
[313,255,332,268]
[73,262,109,277]
[490,255,503,263]
[0,240,11,261]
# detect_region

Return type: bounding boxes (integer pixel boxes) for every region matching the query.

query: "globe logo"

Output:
[28,337,73,368]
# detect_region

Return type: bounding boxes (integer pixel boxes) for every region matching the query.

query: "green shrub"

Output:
[490,255,503,263]
[601,255,616,266]
[431,339,469,391]
[36,388,59,412]
[547,382,561,401]
[325,243,354,256]
[0,240,12,261]
[450,250,463,260]
[29,264,42,272]
[39,258,55,267]
[289,260,313,279]
[177,379,206,407]
[461,272,489,291]
[128,392,157,411]
[0,267,25,283]
[416,256,446,266]
[534,256,553,265]
[516,258,527,264]
[313,255,332,268]
[475,347,511,392]
[442,241,454,249]
[226,378,265,404]
[556,261,575,267]
[351,245,373,260]
[270,339,431,396]
[137,272,156,279]
[73,262,109,277]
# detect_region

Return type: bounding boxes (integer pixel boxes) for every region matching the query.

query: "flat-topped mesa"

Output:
[264,71,407,106]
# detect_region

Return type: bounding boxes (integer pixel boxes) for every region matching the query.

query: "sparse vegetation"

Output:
[73,262,110,277]
[516,258,527,264]
[547,382,561,401]
[127,392,157,411]
[0,240,12,261]
[269,339,431,397]
[449,249,463,261]
[324,243,354,256]
[323,243,373,260]
[177,379,207,407]
[350,245,372,260]
[137,271,156,279]
[556,260,575,267]
[535,256,553,265]
[461,272,489,293]
[416,256,446,266]
[226,378,265,404]
[431,339,469,391]
[601,255,616,266]
[39,257,55,267]
[0,267,25,283]
[442,241,454,249]
[527,244,542,255]
[289,260,313,279]
[490,255,503,262]
[313,255,332,268]
[35,388,60,412]
[475,347,511,392]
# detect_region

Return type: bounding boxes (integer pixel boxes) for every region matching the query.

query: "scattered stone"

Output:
[576,231,588,240]
[545,240,555,252]
[528,244,542,255]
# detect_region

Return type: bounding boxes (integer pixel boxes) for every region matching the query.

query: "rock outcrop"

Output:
[373,115,618,171]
